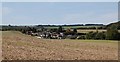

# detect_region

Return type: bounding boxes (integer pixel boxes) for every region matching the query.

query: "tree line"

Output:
[1,21,120,40]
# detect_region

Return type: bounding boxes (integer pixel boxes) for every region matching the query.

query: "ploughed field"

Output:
[2,31,118,60]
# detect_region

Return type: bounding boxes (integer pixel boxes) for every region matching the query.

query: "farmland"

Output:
[77,29,106,33]
[44,26,104,29]
[1,31,118,60]
[43,26,120,33]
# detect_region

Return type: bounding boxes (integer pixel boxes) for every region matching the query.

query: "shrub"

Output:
[86,31,96,39]
[95,32,106,40]
[86,31,106,40]
[77,35,85,39]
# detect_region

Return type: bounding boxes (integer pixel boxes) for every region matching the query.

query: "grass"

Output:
[43,26,120,33]
[77,29,106,33]
[64,39,117,42]
[2,31,118,60]
[77,29,120,33]
[2,31,118,43]
[45,26,103,29]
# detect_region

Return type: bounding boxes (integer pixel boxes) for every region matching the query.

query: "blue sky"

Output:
[2,2,118,25]
[1,0,120,2]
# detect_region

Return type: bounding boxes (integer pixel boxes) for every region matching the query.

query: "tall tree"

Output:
[73,28,77,35]
[58,26,63,32]
[106,24,119,40]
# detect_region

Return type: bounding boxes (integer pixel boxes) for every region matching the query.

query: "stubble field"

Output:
[1,31,118,60]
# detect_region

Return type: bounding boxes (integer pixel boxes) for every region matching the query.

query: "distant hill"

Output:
[106,21,120,29]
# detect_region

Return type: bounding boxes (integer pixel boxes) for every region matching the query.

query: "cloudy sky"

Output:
[2,2,118,25]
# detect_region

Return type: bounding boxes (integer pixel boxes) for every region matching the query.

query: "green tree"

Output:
[86,31,96,39]
[95,32,105,40]
[106,24,119,40]
[58,26,63,32]
[73,28,77,33]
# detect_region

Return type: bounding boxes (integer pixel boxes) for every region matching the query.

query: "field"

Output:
[77,29,106,33]
[77,29,120,33]
[44,26,120,33]
[45,26,103,29]
[2,31,118,60]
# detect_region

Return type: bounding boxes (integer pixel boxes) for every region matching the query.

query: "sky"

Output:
[1,0,120,2]
[2,2,118,25]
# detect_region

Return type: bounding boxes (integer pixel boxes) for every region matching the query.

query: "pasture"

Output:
[2,31,118,60]
[77,29,106,33]
[45,26,103,29]
[77,29,120,33]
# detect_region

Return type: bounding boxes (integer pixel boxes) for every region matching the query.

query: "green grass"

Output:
[2,31,118,44]
[45,26,102,29]
[77,29,106,33]
[49,39,118,43]
[70,39,117,42]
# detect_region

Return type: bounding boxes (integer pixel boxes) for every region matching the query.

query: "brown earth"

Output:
[2,31,118,60]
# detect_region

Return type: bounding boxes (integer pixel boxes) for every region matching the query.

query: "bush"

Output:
[77,35,85,39]
[86,31,106,40]
[95,32,106,40]
[66,35,77,39]
[86,31,96,39]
